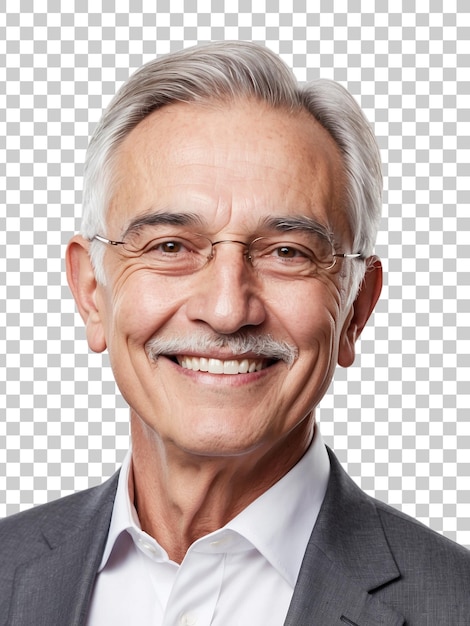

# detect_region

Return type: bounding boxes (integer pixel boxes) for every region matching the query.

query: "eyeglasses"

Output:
[91,228,364,278]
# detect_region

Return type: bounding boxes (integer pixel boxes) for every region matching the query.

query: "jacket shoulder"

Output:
[285,447,470,626]
[0,472,119,569]
[375,496,470,579]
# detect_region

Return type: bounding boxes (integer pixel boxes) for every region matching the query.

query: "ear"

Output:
[338,256,382,368]
[66,235,107,353]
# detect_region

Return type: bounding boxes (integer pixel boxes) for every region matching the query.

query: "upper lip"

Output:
[166,351,274,361]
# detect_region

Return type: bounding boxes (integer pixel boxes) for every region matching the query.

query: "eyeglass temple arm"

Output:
[333,252,364,259]
[92,235,126,246]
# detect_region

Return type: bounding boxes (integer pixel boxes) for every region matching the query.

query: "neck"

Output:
[129,412,314,563]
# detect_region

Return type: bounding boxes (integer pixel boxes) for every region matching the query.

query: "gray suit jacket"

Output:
[1,448,469,625]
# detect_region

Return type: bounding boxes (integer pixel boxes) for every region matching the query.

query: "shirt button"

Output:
[137,537,157,555]
[180,612,198,625]
[210,533,232,547]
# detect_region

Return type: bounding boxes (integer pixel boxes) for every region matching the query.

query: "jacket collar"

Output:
[284,447,405,626]
[8,472,119,626]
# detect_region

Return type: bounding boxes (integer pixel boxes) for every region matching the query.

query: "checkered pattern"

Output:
[1,1,469,547]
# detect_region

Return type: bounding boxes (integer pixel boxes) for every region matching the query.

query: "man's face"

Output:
[72,100,376,460]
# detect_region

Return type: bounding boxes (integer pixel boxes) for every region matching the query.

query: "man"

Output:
[0,41,469,626]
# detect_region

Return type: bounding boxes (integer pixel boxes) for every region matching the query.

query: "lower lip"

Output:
[163,356,275,387]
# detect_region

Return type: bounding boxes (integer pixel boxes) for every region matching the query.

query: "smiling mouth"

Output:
[174,355,272,375]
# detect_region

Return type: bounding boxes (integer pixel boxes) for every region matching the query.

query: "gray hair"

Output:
[81,41,382,289]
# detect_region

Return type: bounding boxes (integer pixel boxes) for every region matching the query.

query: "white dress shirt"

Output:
[86,428,330,626]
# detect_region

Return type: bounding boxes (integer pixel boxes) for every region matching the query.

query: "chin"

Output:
[166,415,273,459]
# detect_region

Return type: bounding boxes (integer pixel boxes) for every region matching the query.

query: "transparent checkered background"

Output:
[0,0,469,547]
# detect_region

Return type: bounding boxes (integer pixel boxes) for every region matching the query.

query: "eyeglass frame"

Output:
[90,231,364,275]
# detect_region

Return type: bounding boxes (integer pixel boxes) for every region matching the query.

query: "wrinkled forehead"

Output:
[105,100,350,243]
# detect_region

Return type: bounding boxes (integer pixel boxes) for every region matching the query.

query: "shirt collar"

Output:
[97,447,143,571]
[99,426,330,587]
[224,426,329,586]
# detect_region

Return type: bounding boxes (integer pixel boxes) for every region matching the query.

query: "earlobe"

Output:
[338,256,382,368]
[66,235,107,353]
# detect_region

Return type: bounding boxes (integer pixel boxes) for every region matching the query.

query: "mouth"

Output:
[173,355,273,375]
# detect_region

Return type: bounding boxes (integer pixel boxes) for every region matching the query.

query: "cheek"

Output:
[104,273,188,347]
[273,279,344,348]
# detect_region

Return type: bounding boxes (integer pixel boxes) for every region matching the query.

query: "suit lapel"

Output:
[284,545,404,626]
[8,472,119,626]
[284,448,405,626]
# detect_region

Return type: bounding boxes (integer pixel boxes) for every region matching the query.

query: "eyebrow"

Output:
[121,211,205,239]
[121,211,333,242]
[258,216,333,242]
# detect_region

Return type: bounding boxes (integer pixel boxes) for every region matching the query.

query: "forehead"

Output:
[106,99,348,238]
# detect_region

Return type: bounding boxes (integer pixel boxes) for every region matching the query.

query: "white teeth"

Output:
[223,360,239,374]
[209,358,224,374]
[238,359,249,374]
[178,356,265,374]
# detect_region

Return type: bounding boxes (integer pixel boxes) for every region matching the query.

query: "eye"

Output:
[273,245,308,259]
[250,238,328,276]
[144,238,190,255]
[262,242,315,262]
[157,240,183,254]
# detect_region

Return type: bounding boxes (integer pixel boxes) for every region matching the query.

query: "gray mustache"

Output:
[145,333,298,367]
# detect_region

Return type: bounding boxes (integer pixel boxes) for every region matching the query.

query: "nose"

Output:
[185,241,266,334]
